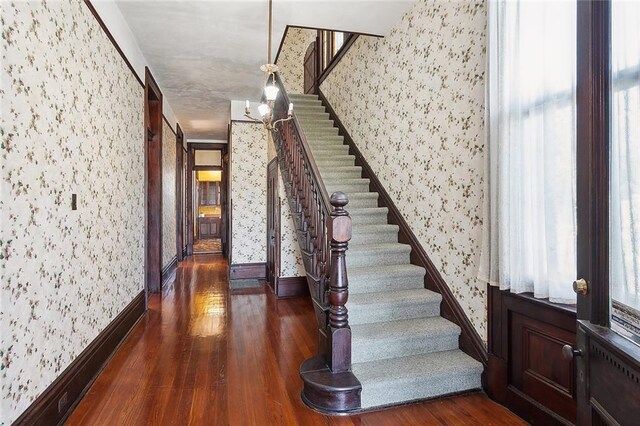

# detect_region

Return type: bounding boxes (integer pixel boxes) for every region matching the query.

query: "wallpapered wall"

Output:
[267,135,305,278]
[162,120,177,269]
[1,1,145,423]
[276,27,317,94]
[321,0,488,341]
[230,122,268,265]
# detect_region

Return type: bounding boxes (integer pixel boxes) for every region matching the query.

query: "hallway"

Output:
[66,256,524,425]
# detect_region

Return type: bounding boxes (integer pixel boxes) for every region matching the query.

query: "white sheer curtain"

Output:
[479,0,577,304]
[610,1,640,313]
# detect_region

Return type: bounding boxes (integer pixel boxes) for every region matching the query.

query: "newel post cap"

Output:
[330,192,349,209]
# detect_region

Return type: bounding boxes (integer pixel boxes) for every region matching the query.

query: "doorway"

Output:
[186,143,228,256]
[144,68,163,293]
[193,169,223,254]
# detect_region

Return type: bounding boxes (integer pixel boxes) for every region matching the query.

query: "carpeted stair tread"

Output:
[348,288,442,325]
[347,242,411,268]
[351,317,461,363]
[348,287,440,307]
[348,263,425,283]
[352,350,483,408]
[352,316,460,342]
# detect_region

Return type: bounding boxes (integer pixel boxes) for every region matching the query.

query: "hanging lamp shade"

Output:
[264,84,279,101]
[258,103,271,117]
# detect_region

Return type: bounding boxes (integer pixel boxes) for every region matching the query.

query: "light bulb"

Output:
[264,85,279,101]
[258,103,271,118]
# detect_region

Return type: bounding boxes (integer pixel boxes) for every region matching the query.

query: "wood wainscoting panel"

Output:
[511,312,576,421]
[276,276,309,298]
[488,285,577,425]
[229,262,267,280]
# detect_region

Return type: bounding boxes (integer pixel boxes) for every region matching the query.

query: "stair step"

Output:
[349,223,399,246]
[293,103,325,111]
[305,135,345,144]
[315,156,356,167]
[351,317,461,363]
[302,127,340,136]
[296,112,330,120]
[348,264,425,294]
[348,287,441,324]
[289,94,319,100]
[325,178,371,194]
[345,207,388,225]
[347,242,410,268]
[310,144,351,155]
[319,166,362,180]
[352,350,483,408]
[333,191,378,208]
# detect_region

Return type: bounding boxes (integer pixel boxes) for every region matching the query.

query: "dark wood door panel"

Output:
[488,286,577,424]
[510,312,576,421]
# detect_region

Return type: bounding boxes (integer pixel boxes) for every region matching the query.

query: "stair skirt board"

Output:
[287,93,483,411]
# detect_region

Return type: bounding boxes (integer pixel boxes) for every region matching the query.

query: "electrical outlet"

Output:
[58,391,68,413]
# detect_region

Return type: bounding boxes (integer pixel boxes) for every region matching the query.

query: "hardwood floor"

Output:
[67,255,526,425]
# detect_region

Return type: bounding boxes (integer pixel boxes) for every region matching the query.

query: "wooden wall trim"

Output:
[317,89,488,369]
[84,1,179,137]
[276,276,310,298]
[229,263,267,280]
[12,291,145,426]
[188,142,228,152]
[176,124,184,262]
[83,0,143,87]
[161,256,178,288]
[163,116,177,135]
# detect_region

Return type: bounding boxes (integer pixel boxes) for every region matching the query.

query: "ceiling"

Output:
[115,0,415,140]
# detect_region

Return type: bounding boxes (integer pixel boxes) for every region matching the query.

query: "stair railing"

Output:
[271,73,358,388]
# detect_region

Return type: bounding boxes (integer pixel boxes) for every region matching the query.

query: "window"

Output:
[480,0,577,304]
[610,0,640,338]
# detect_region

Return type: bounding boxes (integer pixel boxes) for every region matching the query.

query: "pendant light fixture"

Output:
[244,0,293,131]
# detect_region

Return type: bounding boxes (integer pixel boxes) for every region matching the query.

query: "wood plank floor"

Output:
[67,255,527,425]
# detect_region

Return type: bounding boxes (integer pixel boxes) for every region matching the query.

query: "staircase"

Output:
[287,93,483,409]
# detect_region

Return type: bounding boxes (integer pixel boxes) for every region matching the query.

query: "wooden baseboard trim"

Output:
[317,89,488,369]
[229,262,266,280]
[276,276,309,298]
[161,256,178,287]
[13,291,146,426]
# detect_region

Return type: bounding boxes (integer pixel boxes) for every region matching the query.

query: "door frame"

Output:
[185,143,228,256]
[266,158,281,291]
[575,2,640,425]
[176,124,184,262]
[144,67,163,294]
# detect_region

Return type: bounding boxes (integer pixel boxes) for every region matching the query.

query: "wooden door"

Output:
[304,41,317,94]
[573,2,640,425]
[266,159,280,291]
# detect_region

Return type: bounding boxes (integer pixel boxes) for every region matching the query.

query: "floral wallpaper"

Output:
[230,122,267,265]
[276,27,317,94]
[321,0,488,341]
[278,167,305,278]
[162,120,177,269]
[267,135,304,278]
[1,1,145,423]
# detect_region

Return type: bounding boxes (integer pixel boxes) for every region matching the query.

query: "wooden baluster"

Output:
[326,192,352,373]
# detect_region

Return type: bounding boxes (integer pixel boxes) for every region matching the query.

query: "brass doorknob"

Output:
[573,278,589,295]
[562,344,582,360]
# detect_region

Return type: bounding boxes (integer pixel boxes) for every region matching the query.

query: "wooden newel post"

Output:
[327,191,352,373]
